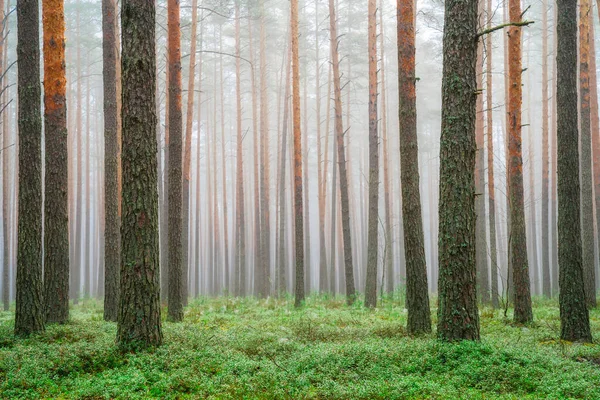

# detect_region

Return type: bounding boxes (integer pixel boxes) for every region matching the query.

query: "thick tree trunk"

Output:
[292,0,305,307]
[43,0,69,324]
[117,0,162,349]
[437,0,479,341]
[556,0,592,342]
[578,0,596,308]
[508,0,533,324]
[328,0,355,305]
[398,0,431,333]
[167,0,183,321]
[15,0,45,336]
[102,0,120,321]
[364,0,379,309]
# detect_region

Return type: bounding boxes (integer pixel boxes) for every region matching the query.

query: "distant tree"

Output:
[167,0,184,322]
[507,0,532,324]
[578,0,596,308]
[15,0,45,336]
[328,0,355,305]
[437,0,479,341]
[398,0,431,333]
[556,0,592,343]
[102,0,120,322]
[1,0,9,312]
[43,0,69,324]
[292,0,305,307]
[540,0,551,298]
[364,0,379,309]
[117,0,162,350]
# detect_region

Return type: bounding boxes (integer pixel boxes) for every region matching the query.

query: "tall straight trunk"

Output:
[278,44,291,296]
[329,0,355,305]
[84,63,91,298]
[73,8,82,304]
[508,0,533,324]
[503,2,512,300]
[486,0,499,308]
[248,20,260,297]
[182,0,198,305]
[364,0,379,309]
[1,0,9,311]
[590,12,600,294]
[15,0,45,336]
[194,52,203,296]
[556,0,592,342]
[526,52,539,295]
[380,0,393,295]
[475,1,489,304]
[43,0,69,324]
[219,36,230,294]
[117,0,162,349]
[233,5,245,297]
[259,3,271,298]
[160,57,170,303]
[578,0,596,308]
[211,65,221,294]
[551,3,559,295]
[167,0,183,321]
[398,0,431,333]
[437,0,479,341]
[102,0,120,321]
[315,0,327,294]
[541,0,551,298]
[323,64,333,293]
[292,0,305,307]
[302,43,311,294]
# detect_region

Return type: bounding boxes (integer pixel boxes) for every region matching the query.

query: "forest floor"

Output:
[0,296,599,399]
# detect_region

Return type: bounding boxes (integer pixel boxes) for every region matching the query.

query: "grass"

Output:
[0,295,599,399]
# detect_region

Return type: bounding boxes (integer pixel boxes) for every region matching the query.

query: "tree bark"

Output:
[578,0,596,308]
[15,0,45,336]
[437,0,479,341]
[42,0,69,324]
[556,0,592,342]
[117,0,163,350]
[398,0,431,333]
[541,0,551,298]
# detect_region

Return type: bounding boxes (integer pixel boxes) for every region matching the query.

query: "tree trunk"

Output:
[590,11,600,295]
[15,0,45,336]
[398,0,431,333]
[72,8,82,305]
[437,0,479,341]
[43,0,69,324]
[364,0,379,309]
[102,0,120,321]
[556,0,592,342]
[578,0,596,308]
[541,0,551,298]
[167,0,183,321]
[292,0,305,307]
[219,28,230,294]
[1,0,9,311]
[486,0,499,308]
[117,0,162,349]
[328,0,355,305]
[182,0,198,306]
[508,0,533,324]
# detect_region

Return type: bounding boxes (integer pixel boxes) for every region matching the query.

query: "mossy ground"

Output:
[0,295,599,399]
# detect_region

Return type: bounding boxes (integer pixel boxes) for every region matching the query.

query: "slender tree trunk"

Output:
[102,0,120,321]
[556,0,592,342]
[590,12,600,295]
[551,3,559,296]
[398,0,431,333]
[541,0,551,298]
[1,0,9,311]
[364,0,379,309]
[329,0,355,305]
[437,0,479,341]
[72,8,82,305]
[486,0,499,308]
[167,0,183,321]
[578,0,596,308]
[182,0,198,306]
[292,0,305,307]
[42,0,69,324]
[84,63,91,298]
[475,1,489,304]
[278,44,291,296]
[15,0,45,336]
[508,0,533,324]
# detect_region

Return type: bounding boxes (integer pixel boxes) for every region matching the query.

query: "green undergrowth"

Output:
[0,295,599,399]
